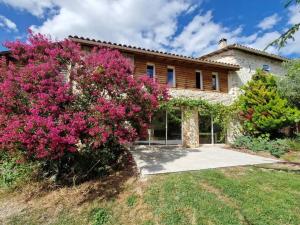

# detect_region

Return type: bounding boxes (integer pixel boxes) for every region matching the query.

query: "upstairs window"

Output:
[167,67,175,87]
[147,64,155,79]
[262,64,270,72]
[195,71,203,89]
[212,72,219,91]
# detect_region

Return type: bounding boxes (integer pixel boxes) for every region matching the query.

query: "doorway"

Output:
[136,110,182,145]
[199,114,225,144]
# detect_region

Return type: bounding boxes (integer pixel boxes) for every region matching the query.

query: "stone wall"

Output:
[204,49,286,95]
[169,88,234,105]
[182,109,199,147]
[169,88,234,147]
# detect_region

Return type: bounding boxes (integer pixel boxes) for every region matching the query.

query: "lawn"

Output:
[1,166,300,225]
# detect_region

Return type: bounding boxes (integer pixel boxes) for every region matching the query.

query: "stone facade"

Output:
[169,88,234,105]
[182,110,199,147]
[203,49,286,95]
[170,88,233,147]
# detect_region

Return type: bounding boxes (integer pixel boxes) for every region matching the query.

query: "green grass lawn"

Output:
[1,166,300,225]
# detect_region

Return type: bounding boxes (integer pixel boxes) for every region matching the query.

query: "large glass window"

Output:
[196,71,203,89]
[167,110,182,145]
[199,115,212,144]
[199,114,225,144]
[167,67,175,87]
[147,64,155,78]
[136,110,182,145]
[150,110,166,145]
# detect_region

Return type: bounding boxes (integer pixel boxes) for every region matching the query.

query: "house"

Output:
[1,36,287,148]
[200,38,288,95]
[69,36,240,147]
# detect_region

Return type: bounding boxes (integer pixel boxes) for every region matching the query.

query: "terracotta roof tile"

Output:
[69,35,240,70]
[200,43,288,61]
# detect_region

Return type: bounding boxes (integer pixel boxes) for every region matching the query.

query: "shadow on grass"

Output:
[20,149,138,206]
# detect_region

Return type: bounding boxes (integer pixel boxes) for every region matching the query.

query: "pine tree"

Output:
[237,70,300,136]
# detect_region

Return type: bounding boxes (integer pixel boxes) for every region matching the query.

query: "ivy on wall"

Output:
[159,97,237,140]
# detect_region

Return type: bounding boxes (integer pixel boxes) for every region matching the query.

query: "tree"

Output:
[277,60,300,109]
[0,32,168,176]
[237,70,300,136]
[266,0,300,49]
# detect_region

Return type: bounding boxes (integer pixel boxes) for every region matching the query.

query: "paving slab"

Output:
[131,144,280,176]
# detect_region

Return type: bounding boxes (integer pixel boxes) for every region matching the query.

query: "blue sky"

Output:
[0,0,299,58]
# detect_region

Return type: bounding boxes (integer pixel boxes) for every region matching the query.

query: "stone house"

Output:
[69,36,241,147]
[200,38,287,96]
[70,36,289,147]
[1,37,287,148]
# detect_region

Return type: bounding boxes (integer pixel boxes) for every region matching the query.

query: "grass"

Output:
[1,166,300,225]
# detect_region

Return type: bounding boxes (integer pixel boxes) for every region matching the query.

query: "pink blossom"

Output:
[0,32,168,161]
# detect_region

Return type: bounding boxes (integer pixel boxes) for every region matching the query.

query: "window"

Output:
[212,72,219,91]
[167,67,175,87]
[195,70,203,89]
[147,64,155,78]
[262,64,270,72]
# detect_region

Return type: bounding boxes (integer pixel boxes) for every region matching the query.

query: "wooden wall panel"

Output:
[133,54,230,93]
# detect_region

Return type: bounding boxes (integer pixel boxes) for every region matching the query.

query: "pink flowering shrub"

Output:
[0,32,168,177]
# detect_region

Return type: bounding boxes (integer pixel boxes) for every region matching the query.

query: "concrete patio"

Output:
[131,144,280,176]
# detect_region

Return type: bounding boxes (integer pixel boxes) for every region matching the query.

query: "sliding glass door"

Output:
[199,114,225,144]
[136,110,182,145]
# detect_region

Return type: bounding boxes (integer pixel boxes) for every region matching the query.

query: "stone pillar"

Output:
[182,109,199,148]
[227,118,242,144]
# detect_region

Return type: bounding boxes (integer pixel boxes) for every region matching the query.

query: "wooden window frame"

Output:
[146,63,155,79]
[167,66,176,88]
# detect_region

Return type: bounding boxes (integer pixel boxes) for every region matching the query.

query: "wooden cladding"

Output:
[133,55,229,93]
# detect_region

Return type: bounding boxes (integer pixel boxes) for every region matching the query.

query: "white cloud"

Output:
[246,31,281,54]
[257,14,281,30]
[1,0,300,57]
[288,4,300,25]
[277,4,300,56]
[2,0,193,51]
[0,0,54,17]
[0,15,18,32]
[171,11,244,56]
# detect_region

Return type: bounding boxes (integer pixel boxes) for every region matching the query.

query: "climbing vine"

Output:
[159,97,238,141]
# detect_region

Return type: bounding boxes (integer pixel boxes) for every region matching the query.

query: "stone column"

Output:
[227,118,242,144]
[182,109,199,148]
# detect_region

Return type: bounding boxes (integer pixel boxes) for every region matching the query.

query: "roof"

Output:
[199,44,288,62]
[0,51,10,56]
[69,36,240,70]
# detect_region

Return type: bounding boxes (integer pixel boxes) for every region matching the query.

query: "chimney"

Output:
[218,38,227,49]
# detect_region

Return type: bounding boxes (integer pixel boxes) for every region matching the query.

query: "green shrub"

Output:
[267,139,290,157]
[285,137,300,151]
[237,70,300,136]
[127,194,138,207]
[90,207,110,225]
[232,135,289,157]
[0,153,35,188]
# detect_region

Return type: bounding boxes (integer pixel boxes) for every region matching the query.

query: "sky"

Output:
[0,0,299,58]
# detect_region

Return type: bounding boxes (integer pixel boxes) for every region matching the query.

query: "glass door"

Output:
[167,110,182,145]
[136,110,182,145]
[199,114,212,144]
[199,114,225,144]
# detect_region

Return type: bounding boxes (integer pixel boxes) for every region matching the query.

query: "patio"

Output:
[131,144,280,176]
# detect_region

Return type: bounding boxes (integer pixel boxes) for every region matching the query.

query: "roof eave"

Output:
[69,36,240,71]
[200,45,288,62]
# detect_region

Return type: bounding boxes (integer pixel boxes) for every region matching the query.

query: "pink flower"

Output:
[0,31,169,161]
